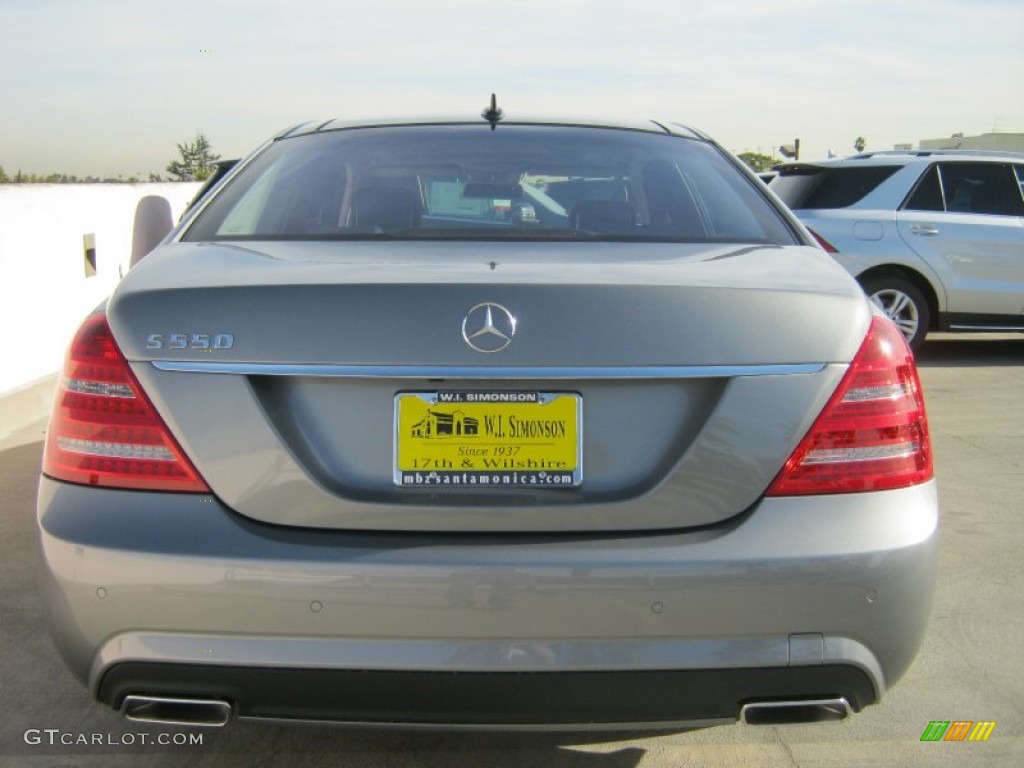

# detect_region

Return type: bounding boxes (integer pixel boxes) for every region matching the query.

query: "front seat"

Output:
[568,200,637,235]
[348,186,422,232]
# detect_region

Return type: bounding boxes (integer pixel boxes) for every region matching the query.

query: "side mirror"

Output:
[130,196,174,268]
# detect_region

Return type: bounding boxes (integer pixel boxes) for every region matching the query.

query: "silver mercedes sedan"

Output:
[37,108,937,730]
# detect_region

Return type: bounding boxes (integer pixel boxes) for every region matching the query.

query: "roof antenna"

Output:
[481,93,503,130]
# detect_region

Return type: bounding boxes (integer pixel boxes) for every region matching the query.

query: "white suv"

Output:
[771,150,1024,350]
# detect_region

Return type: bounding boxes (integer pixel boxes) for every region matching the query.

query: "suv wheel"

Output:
[860,276,930,352]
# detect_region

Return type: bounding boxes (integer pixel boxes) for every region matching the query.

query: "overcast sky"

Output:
[2,0,1022,176]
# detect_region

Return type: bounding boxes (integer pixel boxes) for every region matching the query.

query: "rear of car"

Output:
[37,116,937,729]
[772,151,1024,350]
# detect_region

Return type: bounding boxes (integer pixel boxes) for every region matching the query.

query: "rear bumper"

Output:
[37,477,938,728]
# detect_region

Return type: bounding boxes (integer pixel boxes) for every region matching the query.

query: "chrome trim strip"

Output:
[149,361,827,379]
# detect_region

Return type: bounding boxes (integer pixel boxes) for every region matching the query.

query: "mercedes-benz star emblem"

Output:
[462,302,517,353]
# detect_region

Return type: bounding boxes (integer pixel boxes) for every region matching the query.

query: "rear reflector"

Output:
[767,316,932,496]
[43,314,210,492]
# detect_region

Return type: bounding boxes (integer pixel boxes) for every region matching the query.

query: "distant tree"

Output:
[0,168,165,184]
[166,133,220,181]
[854,136,867,153]
[737,151,777,173]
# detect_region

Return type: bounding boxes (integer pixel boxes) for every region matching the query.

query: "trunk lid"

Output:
[108,240,868,532]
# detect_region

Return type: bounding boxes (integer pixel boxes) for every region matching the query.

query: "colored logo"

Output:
[920,721,996,742]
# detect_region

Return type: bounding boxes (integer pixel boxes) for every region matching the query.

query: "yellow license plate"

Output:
[394,391,582,488]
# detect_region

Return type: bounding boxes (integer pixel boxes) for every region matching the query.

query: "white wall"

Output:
[0,183,201,397]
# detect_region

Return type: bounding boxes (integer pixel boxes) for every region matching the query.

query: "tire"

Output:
[860,276,930,352]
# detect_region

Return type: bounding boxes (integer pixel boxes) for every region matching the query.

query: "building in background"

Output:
[918,132,1024,152]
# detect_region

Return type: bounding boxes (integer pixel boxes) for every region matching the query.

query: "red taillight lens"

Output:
[43,314,210,492]
[807,227,838,253]
[767,316,932,496]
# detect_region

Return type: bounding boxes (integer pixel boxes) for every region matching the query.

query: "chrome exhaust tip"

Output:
[740,698,851,726]
[122,695,232,727]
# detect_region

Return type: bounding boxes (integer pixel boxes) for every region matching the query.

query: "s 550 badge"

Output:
[146,333,234,350]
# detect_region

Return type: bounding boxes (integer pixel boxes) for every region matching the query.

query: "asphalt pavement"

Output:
[1,334,1021,767]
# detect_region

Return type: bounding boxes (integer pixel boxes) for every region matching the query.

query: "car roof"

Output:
[274,115,707,141]
[778,148,1024,171]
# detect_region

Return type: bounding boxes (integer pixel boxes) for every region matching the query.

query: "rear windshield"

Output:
[772,166,900,209]
[183,125,797,244]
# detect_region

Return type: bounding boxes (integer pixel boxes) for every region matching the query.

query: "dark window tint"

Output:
[183,125,797,244]
[939,162,1024,216]
[772,166,899,209]
[903,165,944,212]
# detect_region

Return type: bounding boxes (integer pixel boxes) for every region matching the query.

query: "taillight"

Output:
[43,313,210,492]
[807,227,838,253]
[767,315,932,496]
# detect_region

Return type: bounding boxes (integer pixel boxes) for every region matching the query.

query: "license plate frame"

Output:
[393,391,582,488]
